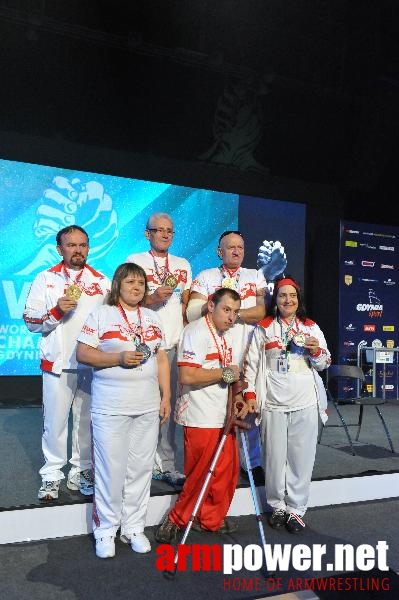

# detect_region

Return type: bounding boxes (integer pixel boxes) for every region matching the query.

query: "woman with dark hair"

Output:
[76,263,171,558]
[243,274,330,533]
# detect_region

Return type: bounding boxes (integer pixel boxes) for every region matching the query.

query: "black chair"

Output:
[318,364,395,455]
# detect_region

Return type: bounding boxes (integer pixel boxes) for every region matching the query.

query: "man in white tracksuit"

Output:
[23,225,110,502]
[126,212,192,488]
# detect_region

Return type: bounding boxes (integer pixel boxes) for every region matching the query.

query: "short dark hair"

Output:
[107,263,149,306]
[56,225,89,246]
[212,287,241,306]
[218,231,244,245]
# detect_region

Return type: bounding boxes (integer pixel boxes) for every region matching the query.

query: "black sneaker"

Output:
[285,513,305,533]
[192,518,238,534]
[155,515,180,543]
[241,466,265,486]
[267,509,286,529]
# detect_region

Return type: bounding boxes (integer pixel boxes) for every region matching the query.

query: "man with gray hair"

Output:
[126,212,192,487]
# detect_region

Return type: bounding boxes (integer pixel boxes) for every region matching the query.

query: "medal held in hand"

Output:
[65,284,82,300]
[221,366,236,384]
[221,276,237,289]
[164,274,178,288]
[135,342,152,361]
[293,332,306,347]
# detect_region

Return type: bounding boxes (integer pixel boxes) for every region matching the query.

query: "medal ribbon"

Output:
[149,250,172,284]
[205,314,228,367]
[117,303,145,346]
[220,265,241,288]
[278,316,297,358]
[63,264,85,290]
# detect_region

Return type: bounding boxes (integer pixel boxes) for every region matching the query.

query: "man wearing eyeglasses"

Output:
[23,225,110,502]
[187,230,267,485]
[126,212,192,488]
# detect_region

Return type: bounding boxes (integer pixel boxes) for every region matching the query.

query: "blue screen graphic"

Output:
[0,158,305,375]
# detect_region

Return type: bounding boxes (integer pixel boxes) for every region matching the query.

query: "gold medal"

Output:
[65,284,82,300]
[221,276,237,289]
[164,274,178,288]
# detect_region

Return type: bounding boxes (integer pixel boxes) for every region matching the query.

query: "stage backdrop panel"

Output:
[339,220,399,399]
[0,158,305,376]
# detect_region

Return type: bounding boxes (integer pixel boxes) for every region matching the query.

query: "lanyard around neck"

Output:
[117,303,144,345]
[278,316,297,356]
[205,314,228,366]
[149,250,170,284]
[63,264,84,286]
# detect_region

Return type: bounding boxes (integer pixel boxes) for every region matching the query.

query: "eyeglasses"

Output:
[147,228,174,235]
[218,230,243,244]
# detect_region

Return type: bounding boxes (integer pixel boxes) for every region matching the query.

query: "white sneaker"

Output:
[66,471,80,491]
[38,480,61,501]
[95,536,115,559]
[130,532,151,554]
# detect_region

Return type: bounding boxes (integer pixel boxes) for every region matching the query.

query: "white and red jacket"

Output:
[23,261,110,374]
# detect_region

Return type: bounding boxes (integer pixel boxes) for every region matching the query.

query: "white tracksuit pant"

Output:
[92,410,159,539]
[261,404,318,517]
[40,369,92,481]
[153,346,178,473]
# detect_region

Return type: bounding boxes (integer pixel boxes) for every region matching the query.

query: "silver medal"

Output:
[293,332,306,347]
[135,343,152,361]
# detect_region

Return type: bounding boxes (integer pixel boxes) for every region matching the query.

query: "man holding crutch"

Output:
[155,288,248,543]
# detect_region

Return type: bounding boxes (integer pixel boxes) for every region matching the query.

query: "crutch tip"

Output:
[163,569,177,580]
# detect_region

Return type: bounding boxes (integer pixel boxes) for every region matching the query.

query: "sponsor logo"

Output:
[345,323,356,331]
[358,278,378,283]
[379,246,395,251]
[345,240,357,247]
[345,229,360,234]
[380,264,394,269]
[384,385,395,391]
[344,340,355,346]
[364,325,376,332]
[344,275,352,286]
[386,338,395,346]
[361,261,375,267]
[383,326,395,332]
[372,339,383,348]
[383,279,396,286]
[344,260,355,266]
[359,243,376,249]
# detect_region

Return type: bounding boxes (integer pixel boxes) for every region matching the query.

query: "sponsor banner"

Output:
[339,221,399,399]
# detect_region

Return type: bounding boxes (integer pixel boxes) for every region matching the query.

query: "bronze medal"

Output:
[293,332,306,347]
[164,274,178,288]
[65,284,82,300]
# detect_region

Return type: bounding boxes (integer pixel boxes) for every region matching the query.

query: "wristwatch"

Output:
[221,366,236,384]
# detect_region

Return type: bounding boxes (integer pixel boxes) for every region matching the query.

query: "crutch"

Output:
[240,427,274,578]
[164,381,250,580]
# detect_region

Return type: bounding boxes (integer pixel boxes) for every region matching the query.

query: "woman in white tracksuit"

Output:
[77,263,171,558]
[243,275,330,534]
